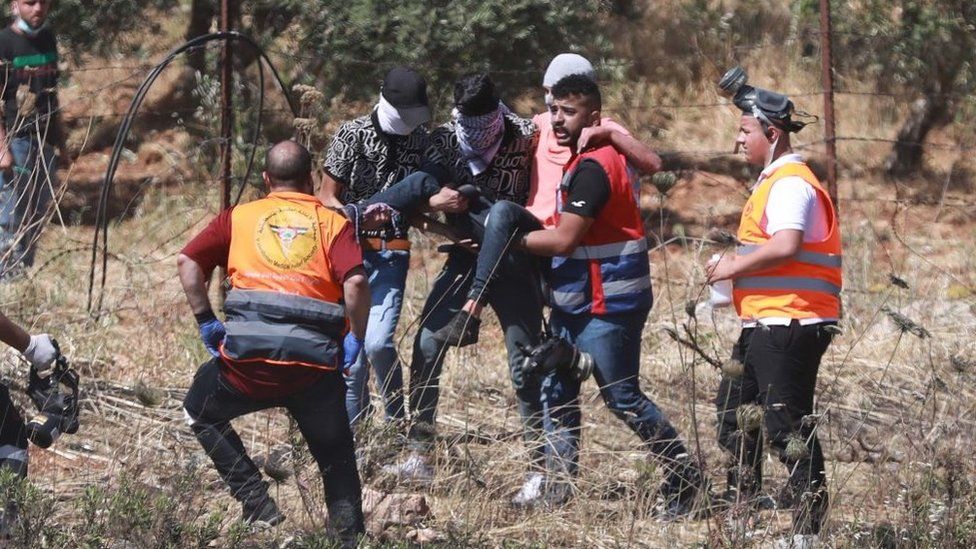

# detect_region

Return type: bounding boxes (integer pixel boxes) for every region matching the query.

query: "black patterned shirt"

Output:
[324,111,429,240]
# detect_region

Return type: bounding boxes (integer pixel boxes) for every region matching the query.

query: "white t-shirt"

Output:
[744,154,835,327]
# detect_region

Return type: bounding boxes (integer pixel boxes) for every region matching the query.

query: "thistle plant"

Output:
[881,306,931,339]
[721,358,745,378]
[133,380,164,407]
[292,84,328,152]
[736,403,763,433]
[651,171,677,195]
[784,435,810,461]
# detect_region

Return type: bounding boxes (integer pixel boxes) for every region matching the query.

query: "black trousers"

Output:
[183,359,364,543]
[0,384,28,477]
[715,321,833,533]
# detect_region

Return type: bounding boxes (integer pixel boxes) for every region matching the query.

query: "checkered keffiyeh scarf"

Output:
[453,101,510,176]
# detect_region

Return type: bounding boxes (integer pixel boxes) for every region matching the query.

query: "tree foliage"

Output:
[829,0,976,176]
[46,0,608,102]
[48,0,178,60]
[246,0,609,106]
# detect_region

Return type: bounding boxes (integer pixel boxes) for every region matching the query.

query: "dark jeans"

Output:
[364,170,441,213]
[715,321,834,533]
[467,200,544,305]
[543,308,691,481]
[0,384,28,478]
[183,359,364,544]
[364,170,496,243]
[408,249,546,467]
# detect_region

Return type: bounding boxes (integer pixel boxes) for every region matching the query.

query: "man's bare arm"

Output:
[578,126,662,174]
[521,212,593,257]
[342,266,370,339]
[177,253,214,314]
[0,312,30,352]
[318,171,346,209]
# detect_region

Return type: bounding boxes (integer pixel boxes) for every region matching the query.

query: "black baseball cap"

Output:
[382,67,428,109]
[381,66,431,128]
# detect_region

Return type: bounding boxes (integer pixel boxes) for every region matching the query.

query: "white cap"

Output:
[543,53,596,88]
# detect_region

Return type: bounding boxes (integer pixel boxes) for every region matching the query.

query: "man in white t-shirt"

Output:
[706,78,842,546]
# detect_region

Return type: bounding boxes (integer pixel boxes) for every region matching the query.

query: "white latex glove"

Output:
[23,334,58,371]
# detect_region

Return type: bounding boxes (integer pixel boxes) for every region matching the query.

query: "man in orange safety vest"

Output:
[707,73,841,546]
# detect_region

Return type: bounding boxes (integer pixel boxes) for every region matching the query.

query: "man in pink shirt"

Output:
[525,54,654,228]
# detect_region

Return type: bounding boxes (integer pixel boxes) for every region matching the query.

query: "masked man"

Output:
[319,66,434,427]
[370,73,546,483]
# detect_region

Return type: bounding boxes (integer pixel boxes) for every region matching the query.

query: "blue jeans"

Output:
[344,249,410,425]
[364,170,441,212]
[542,308,689,478]
[0,137,57,276]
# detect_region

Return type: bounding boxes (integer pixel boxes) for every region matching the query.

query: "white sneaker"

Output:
[773,534,821,549]
[381,451,434,482]
[511,472,545,508]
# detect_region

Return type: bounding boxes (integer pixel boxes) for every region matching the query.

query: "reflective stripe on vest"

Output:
[734,276,841,295]
[570,238,647,260]
[0,444,27,463]
[553,274,651,309]
[737,245,842,268]
[220,288,346,370]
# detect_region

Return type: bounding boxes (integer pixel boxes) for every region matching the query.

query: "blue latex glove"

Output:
[343,332,364,370]
[198,318,226,358]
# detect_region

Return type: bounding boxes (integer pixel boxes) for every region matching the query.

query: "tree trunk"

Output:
[185,0,217,74]
[882,94,948,179]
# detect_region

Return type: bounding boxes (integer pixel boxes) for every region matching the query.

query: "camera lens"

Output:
[26,413,62,449]
[570,348,595,382]
[718,67,748,98]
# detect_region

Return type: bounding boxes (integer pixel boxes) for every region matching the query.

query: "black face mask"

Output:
[718,67,807,133]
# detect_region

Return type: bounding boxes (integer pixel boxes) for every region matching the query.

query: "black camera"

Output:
[718,67,803,133]
[518,333,594,382]
[25,350,80,449]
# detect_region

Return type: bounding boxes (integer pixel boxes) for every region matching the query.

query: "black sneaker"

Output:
[656,461,711,521]
[431,311,481,348]
[242,496,285,528]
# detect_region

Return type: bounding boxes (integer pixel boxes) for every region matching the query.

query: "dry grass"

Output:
[0,3,973,547]
[0,161,973,547]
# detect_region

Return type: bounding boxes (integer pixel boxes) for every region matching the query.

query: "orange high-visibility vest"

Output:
[220,191,350,370]
[227,192,346,302]
[733,162,842,321]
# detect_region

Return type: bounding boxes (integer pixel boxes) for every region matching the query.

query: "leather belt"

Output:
[360,238,411,252]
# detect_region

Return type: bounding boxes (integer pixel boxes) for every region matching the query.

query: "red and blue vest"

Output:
[550,145,652,315]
